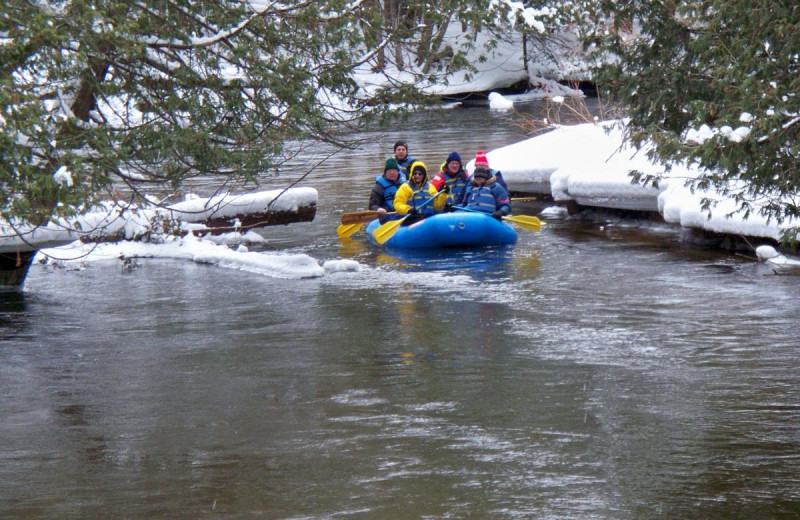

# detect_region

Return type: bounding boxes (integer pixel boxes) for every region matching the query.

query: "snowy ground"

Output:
[468,117,796,243]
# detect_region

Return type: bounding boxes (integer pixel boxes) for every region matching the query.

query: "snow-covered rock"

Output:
[756,246,800,271]
[488,92,514,111]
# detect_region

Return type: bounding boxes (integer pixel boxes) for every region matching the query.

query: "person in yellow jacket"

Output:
[392,161,445,217]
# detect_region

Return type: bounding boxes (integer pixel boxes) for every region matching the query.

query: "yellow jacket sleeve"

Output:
[429,184,446,212]
[393,184,414,215]
[394,183,443,215]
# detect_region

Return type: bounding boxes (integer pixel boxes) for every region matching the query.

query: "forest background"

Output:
[1,0,797,241]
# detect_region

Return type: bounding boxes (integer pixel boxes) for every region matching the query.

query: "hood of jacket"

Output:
[408,160,429,187]
[470,174,496,186]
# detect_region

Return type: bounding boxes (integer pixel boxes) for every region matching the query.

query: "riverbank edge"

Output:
[513,192,785,260]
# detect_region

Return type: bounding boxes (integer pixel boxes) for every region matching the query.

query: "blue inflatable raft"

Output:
[365,212,517,249]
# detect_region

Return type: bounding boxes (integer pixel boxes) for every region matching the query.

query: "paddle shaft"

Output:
[452,205,543,231]
[373,189,443,244]
[452,205,498,217]
[341,210,396,225]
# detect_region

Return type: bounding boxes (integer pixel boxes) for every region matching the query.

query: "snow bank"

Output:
[1,187,318,253]
[488,121,795,241]
[39,234,326,279]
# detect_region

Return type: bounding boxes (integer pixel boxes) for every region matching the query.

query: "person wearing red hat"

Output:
[474,150,490,169]
[472,150,508,190]
[459,162,511,220]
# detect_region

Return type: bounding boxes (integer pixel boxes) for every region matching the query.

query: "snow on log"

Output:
[170,187,317,236]
[0,188,318,253]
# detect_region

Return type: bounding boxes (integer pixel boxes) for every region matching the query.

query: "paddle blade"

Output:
[502,215,545,232]
[373,217,405,244]
[337,222,364,238]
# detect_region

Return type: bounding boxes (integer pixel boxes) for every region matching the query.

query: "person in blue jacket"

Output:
[472,150,508,191]
[369,158,406,222]
[459,166,511,220]
[392,140,415,177]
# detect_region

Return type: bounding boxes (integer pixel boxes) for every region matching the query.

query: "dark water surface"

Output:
[2,102,800,519]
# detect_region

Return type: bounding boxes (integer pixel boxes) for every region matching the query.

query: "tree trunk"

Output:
[421,14,452,74]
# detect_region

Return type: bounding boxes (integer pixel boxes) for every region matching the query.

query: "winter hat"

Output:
[473,167,491,179]
[384,158,400,173]
[394,140,408,151]
[474,150,490,169]
[446,151,462,165]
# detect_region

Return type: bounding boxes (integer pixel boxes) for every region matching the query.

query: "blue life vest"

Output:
[397,156,415,177]
[442,173,468,204]
[489,169,508,191]
[463,185,497,214]
[375,174,405,210]
[408,181,437,216]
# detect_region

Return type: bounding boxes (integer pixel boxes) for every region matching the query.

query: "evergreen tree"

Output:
[1,0,547,225]
[587,0,799,240]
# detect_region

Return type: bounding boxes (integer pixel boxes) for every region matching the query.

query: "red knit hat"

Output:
[474,150,489,169]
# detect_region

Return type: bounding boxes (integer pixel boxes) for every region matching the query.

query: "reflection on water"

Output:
[511,251,542,278]
[336,236,370,258]
[3,102,800,519]
[373,245,516,277]
[0,293,26,330]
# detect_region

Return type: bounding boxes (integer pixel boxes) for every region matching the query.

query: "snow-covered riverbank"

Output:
[473,119,796,246]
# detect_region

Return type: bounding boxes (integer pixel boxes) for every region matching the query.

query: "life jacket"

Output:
[489,169,508,191]
[396,156,415,177]
[374,173,405,210]
[462,185,497,214]
[441,172,469,204]
[407,180,437,216]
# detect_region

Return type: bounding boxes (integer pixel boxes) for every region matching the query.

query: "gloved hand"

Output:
[491,210,504,220]
[442,185,450,194]
[444,202,453,213]
[408,208,418,216]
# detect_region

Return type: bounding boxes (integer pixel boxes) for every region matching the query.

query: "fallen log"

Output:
[0,251,38,293]
[194,202,317,236]
[0,187,317,291]
[76,187,318,242]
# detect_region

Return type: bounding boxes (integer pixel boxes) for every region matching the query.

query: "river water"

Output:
[2,102,800,519]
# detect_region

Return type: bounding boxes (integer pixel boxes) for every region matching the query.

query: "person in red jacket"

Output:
[431,151,469,209]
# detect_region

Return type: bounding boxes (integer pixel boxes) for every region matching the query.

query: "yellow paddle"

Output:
[337,210,400,238]
[336,222,365,238]
[500,214,545,231]
[452,206,545,232]
[373,191,444,244]
[373,216,407,244]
